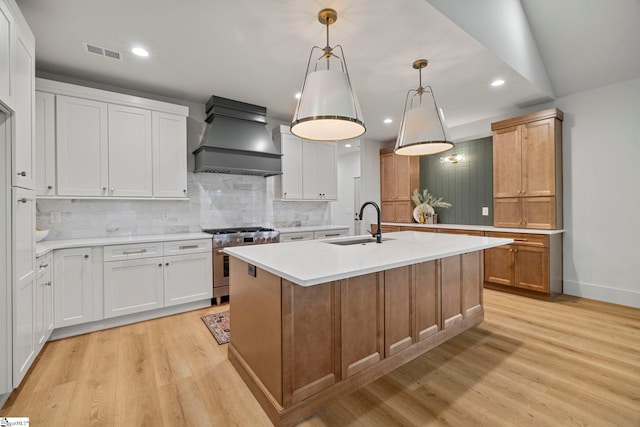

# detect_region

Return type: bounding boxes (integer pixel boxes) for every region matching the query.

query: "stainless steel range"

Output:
[203,227,280,303]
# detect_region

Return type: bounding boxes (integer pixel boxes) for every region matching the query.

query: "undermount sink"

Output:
[325,237,394,246]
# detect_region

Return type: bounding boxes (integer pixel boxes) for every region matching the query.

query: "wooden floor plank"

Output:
[2,290,639,426]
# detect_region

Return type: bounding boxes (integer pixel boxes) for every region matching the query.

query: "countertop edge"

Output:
[278,225,350,234]
[381,222,565,235]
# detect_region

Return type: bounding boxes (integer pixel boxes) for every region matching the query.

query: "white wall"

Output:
[554,77,640,307]
[359,138,384,231]
[331,150,360,234]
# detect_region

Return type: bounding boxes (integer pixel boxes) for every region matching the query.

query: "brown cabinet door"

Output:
[394,154,412,200]
[493,126,522,197]
[522,118,556,197]
[462,251,483,317]
[494,198,523,228]
[515,246,549,292]
[394,201,414,223]
[523,196,556,229]
[380,153,395,201]
[384,266,413,357]
[341,273,384,378]
[381,201,396,222]
[414,260,440,341]
[441,255,463,329]
[282,280,340,406]
[484,245,515,287]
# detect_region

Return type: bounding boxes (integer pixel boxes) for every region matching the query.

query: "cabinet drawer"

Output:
[36,253,52,279]
[280,232,313,242]
[103,242,164,261]
[486,232,548,248]
[313,229,349,239]
[163,239,212,255]
[438,228,485,236]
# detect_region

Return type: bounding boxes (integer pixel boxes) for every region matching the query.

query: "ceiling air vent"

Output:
[83,42,122,61]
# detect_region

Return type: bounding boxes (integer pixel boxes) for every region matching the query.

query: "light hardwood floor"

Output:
[2,289,639,426]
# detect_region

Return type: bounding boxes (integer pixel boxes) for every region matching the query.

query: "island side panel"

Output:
[340,272,384,378]
[282,279,341,407]
[384,266,414,357]
[229,258,283,405]
[441,255,463,329]
[462,251,483,317]
[414,260,440,342]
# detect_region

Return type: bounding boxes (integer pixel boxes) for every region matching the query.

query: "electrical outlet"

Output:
[482,207,489,216]
[50,211,62,223]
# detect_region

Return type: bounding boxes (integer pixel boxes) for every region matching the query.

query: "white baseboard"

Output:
[0,391,9,409]
[563,280,640,309]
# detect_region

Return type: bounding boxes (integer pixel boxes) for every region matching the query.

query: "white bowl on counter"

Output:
[35,230,49,242]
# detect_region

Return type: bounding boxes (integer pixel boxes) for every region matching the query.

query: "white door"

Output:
[108,104,152,197]
[103,257,164,318]
[0,109,11,395]
[54,247,94,327]
[35,91,56,196]
[164,252,212,306]
[302,140,320,199]
[12,187,36,386]
[318,142,337,200]
[281,134,303,199]
[12,24,35,190]
[353,177,362,235]
[56,96,108,196]
[0,1,13,104]
[152,111,187,198]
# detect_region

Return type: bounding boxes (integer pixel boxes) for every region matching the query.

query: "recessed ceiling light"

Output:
[383,118,393,124]
[131,47,149,57]
[295,92,301,99]
[345,144,352,148]
[491,79,505,87]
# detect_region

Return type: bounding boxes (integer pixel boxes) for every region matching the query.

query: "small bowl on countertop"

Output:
[35,229,49,242]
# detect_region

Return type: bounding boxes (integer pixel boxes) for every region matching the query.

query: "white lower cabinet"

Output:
[35,253,53,351]
[103,257,164,318]
[54,247,96,328]
[164,251,212,306]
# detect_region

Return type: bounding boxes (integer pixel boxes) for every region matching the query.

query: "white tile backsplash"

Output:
[36,172,331,240]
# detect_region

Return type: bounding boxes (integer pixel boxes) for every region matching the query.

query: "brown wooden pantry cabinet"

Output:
[380,147,419,223]
[492,108,563,229]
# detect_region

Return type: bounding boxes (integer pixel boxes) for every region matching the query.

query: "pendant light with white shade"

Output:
[394,59,453,156]
[291,8,366,142]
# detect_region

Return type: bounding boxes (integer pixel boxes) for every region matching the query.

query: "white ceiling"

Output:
[15,0,640,142]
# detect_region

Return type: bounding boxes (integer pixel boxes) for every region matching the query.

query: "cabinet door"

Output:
[35,257,52,351]
[384,266,413,357]
[318,142,337,199]
[462,251,483,318]
[54,247,94,327]
[484,245,514,287]
[0,1,13,104]
[302,140,320,199]
[523,196,556,229]
[108,104,152,197]
[104,257,164,318]
[380,152,395,201]
[522,118,555,197]
[281,133,303,199]
[12,23,35,190]
[394,200,414,223]
[414,260,439,342]
[12,188,36,387]
[282,280,340,406]
[493,126,522,197]
[381,201,396,223]
[164,252,212,306]
[515,246,549,292]
[341,273,384,378]
[394,154,413,200]
[152,111,187,198]
[494,197,523,228]
[35,91,56,196]
[441,255,463,329]
[56,96,108,196]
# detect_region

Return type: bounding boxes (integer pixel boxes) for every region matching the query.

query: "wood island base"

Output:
[228,250,485,427]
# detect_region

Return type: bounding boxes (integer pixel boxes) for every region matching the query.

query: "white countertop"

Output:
[35,232,212,257]
[278,225,350,234]
[224,231,512,287]
[382,222,564,235]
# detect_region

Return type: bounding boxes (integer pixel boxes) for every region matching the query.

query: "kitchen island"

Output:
[224,231,512,426]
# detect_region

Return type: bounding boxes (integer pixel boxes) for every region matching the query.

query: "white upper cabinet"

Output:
[152,112,187,198]
[56,95,109,196]
[37,79,189,199]
[0,0,13,104]
[35,91,56,196]
[108,104,152,197]
[12,20,35,190]
[273,125,337,201]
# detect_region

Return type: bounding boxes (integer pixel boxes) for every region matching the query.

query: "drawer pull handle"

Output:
[18,198,28,203]
[514,238,528,242]
[325,233,341,237]
[17,171,26,176]
[39,263,49,268]
[178,245,198,250]
[123,249,147,255]
[290,236,305,240]
[45,281,52,286]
